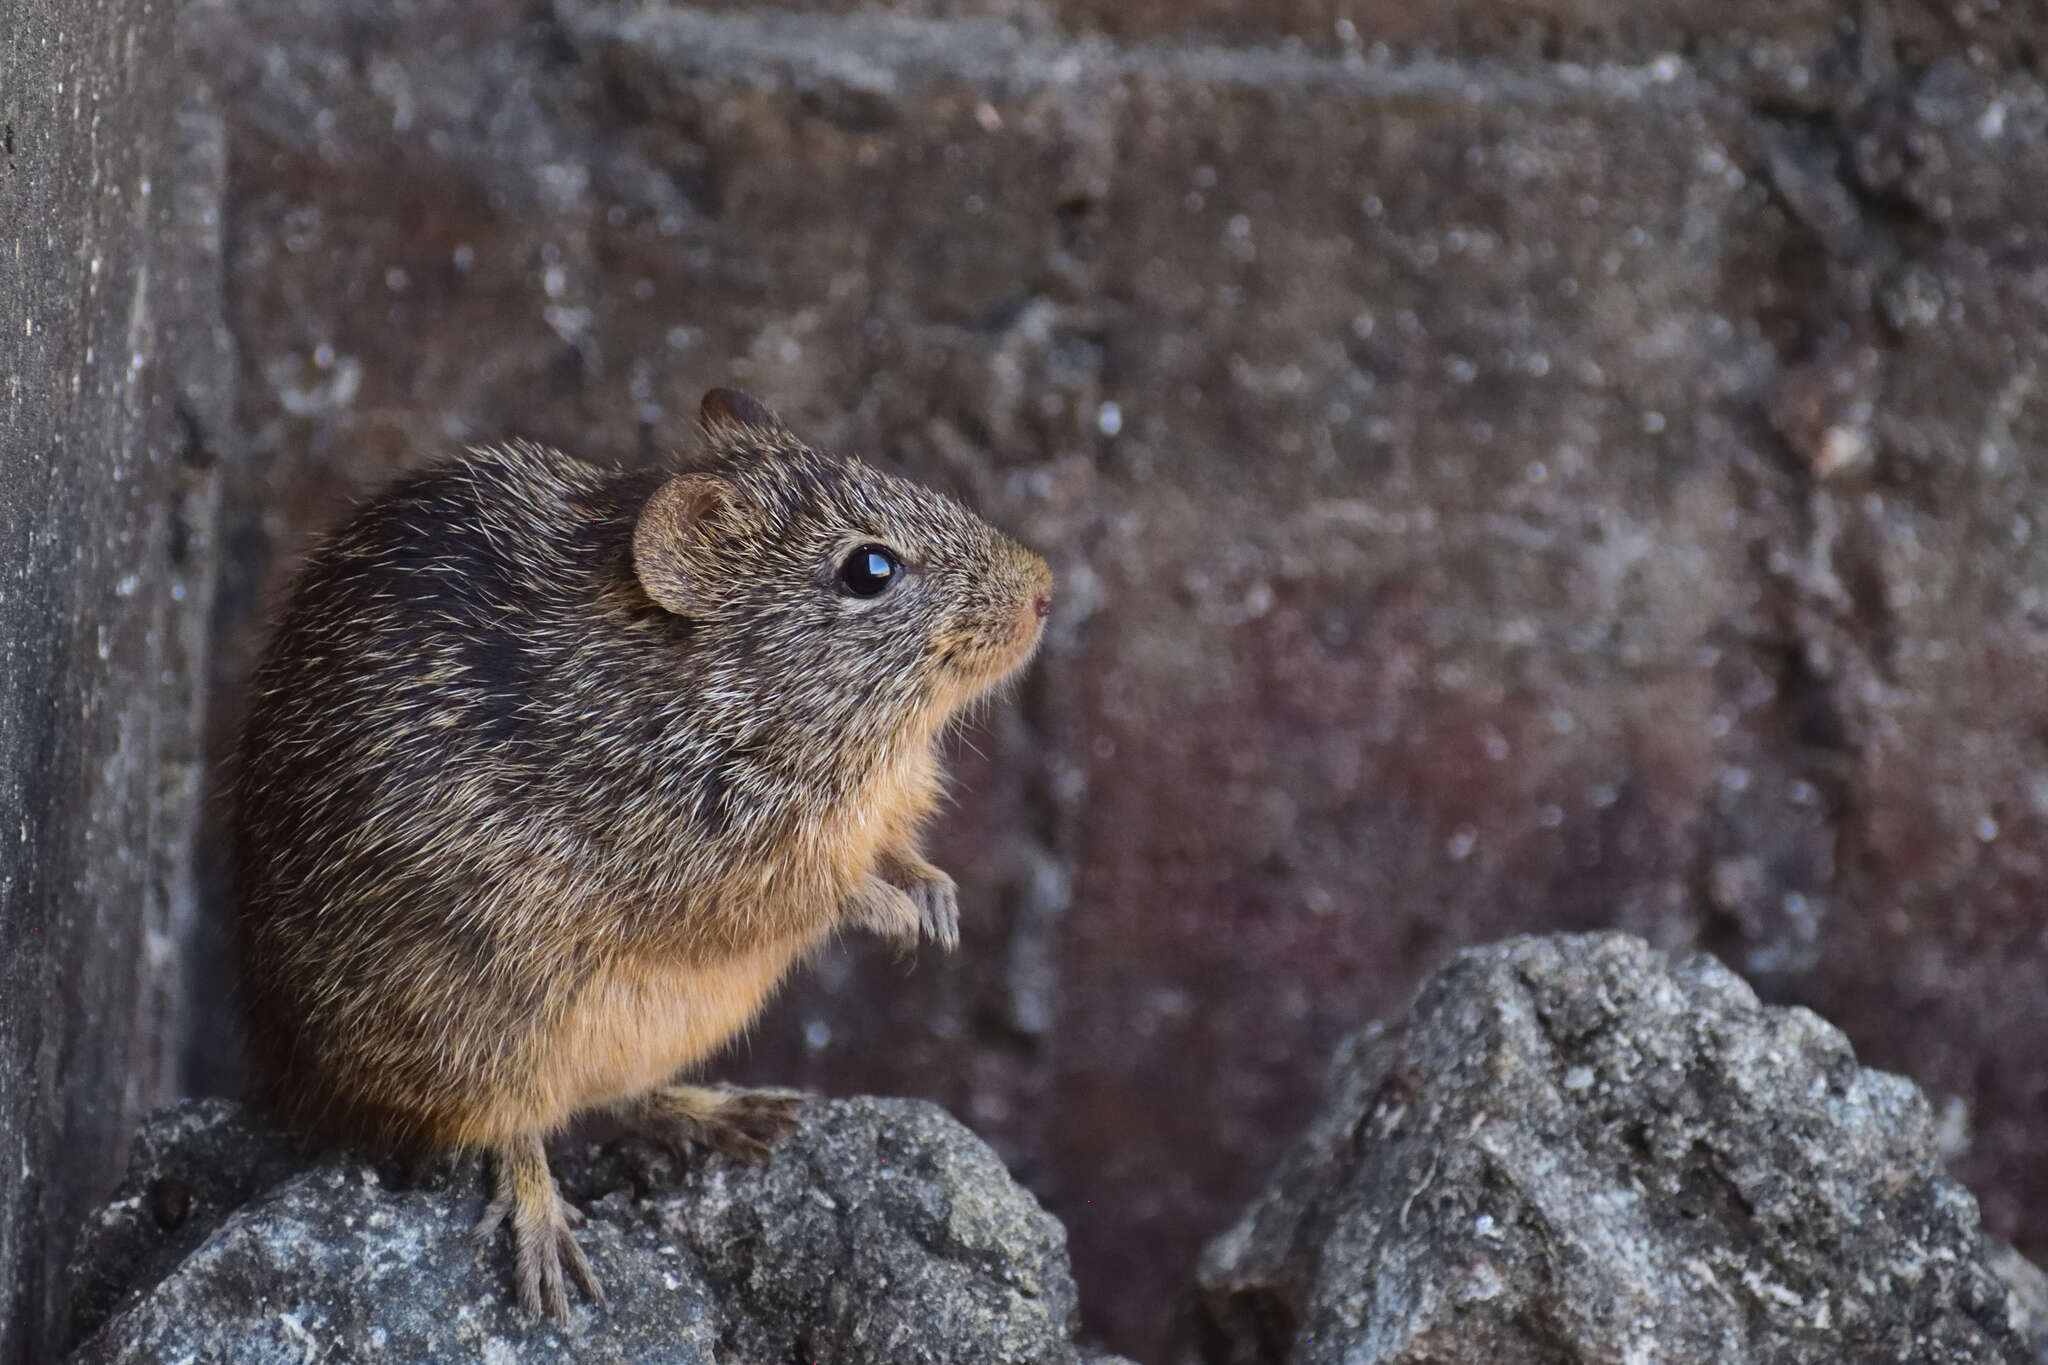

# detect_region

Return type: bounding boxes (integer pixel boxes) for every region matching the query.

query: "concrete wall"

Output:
[0,4,229,1359]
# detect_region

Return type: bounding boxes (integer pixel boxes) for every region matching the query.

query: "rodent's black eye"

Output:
[838,544,901,598]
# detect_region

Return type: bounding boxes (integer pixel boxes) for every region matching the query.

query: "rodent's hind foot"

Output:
[473,1132,604,1322]
[621,1083,805,1165]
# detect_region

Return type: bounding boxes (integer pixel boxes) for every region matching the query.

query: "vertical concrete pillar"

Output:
[0,4,227,1358]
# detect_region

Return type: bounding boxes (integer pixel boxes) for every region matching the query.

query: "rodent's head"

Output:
[633,389,1053,741]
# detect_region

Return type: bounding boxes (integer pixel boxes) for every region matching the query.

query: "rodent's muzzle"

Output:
[979,544,1053,678]
[1011,548,1054,643]
[936,542,1051,700]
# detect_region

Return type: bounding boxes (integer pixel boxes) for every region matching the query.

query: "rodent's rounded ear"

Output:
[698,388,785,439]
[633,472,733,617]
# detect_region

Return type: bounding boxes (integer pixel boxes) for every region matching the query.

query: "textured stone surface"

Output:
[1185,933,2048,1364]
[666,0,2048,69]
[67,1097,1125,1365]
[0,3,230,1361]
[178,2,2048,1355]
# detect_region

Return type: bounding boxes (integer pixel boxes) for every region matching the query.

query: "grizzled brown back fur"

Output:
[233,398,1051,1150]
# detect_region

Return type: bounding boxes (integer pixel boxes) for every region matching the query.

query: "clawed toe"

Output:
[472,1194,513,1245]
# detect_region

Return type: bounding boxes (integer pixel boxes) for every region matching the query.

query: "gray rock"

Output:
[1187,933,2047,1365]
[69,1097,1125,1365]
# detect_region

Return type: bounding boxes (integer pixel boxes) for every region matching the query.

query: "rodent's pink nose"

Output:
[1033,595,1052,620]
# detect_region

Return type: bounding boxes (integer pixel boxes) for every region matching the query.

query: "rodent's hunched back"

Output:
[232,391,1052,1317]
[234,441,660,1141]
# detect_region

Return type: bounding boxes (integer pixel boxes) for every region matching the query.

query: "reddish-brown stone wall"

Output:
[177,2,2048,1356]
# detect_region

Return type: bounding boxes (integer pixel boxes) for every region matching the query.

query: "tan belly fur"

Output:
[458,931,822,1145]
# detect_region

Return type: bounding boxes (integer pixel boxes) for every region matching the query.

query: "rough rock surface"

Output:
[1186,933,2048,1365]
[67,1097,1126,1365]
[173,1,2048,1355]
[683,0,2048,68]
[0,2,233,1361]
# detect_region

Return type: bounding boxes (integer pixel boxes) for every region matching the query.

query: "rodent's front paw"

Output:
[845,875,924,948]
[844,865,960,951]
[906,871,959,952]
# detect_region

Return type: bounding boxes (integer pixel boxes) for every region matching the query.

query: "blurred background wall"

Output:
[8,0,2048,1360]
